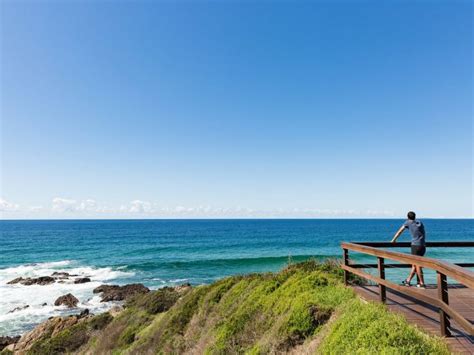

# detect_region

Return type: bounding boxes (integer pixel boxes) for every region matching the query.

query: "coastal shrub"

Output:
[27,323,89,355]
[317,299,450,355]
[26,312,116,355]
[203,264,353,354]
[125,286,183,314]
[119,284,212,354]
[283,258,364,285]
[162,285,210,340]
[91,309,152,353]
[118,325,137,346]
[280,304,331,349]
[88,312,113,330]
[205,276,241,305]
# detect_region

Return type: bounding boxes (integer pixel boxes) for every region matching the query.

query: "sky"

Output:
[0,0,472,219]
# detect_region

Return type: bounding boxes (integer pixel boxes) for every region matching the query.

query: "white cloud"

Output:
[51,198,101,214]
[77,199,98,212]
[1,197,400,218]
[52,197,78,213]
[0,198,19,212]
[119,205,128,212]
[129,200,153,214]
[365,209,395,217]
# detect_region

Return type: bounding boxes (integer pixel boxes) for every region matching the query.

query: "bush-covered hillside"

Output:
[7,260,449,354]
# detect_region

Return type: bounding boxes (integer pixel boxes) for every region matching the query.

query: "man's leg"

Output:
[406,265,416,283]
[415,265,425,285]
[414,246,426,286]
[408,245,417,284]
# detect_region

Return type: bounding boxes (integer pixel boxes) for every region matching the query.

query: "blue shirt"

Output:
[403,219,426,246]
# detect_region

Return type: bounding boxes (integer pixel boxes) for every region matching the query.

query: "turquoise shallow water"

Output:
[0,219,472,335]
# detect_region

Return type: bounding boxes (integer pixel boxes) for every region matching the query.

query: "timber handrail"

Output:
[341,241,474,337]
[341,242,474,288]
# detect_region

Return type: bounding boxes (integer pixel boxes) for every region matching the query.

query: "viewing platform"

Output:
[341,241,474,354]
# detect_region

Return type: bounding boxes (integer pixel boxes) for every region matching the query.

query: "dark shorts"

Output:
[411,245,426,256]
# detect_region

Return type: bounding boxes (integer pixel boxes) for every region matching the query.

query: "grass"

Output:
[83,285,186,354]
[125,286,181,314]
[26,312,112,355]
[317,299,449,355]
[20,259,450,355]
[96,260,355,354]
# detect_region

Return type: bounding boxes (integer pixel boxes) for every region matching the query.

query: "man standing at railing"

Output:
[391,211,426,288]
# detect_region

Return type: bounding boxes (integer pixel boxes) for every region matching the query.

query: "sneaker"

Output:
[402,280,411,287]
[416,284,426,289]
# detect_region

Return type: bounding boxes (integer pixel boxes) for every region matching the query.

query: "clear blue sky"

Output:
[1,1,472,218]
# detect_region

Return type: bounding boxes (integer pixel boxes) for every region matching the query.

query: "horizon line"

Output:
[1,217,473,221]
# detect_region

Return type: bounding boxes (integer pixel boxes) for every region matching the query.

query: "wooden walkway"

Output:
[353,284,474,354]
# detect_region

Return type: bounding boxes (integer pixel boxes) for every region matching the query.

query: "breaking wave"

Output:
[0,260,134,336]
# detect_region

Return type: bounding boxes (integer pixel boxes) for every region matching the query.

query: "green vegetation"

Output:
[318,299,449,355]
[124,286,181,314]
[114,259,354,354]
[26,313,112,355]
[20,259,449,354]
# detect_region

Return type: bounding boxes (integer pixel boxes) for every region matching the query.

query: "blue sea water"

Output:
[0,219,472,335]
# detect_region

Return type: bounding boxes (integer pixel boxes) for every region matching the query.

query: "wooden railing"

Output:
[341,241,474,337]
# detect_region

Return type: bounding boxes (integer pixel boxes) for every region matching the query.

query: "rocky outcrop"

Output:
[0,336,20,351]
[8,305,29,313]
[54,293,79,308]
[10,312,91,353]
[78,308,90,317]
[51,271,71,278]
[93,283,149,302]
[7,276,55,286]
[74,277,91,284]
[6,277,23,284]
[7,272,86,286]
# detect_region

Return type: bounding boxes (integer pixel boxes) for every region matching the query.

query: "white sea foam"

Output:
[169,278,189,283]
[0,260,134,336]
[151,277,166,283]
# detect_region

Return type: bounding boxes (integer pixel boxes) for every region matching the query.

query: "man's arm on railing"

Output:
[391,226,405,243]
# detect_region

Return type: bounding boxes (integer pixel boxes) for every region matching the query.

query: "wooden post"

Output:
[378,257,386,303]
[437,272,451,337]
[343,248,349,286]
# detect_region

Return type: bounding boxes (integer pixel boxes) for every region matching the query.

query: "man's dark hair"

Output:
[407,211,416,220]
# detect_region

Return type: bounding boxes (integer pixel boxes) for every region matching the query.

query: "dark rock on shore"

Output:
[78,308,90,318]
[74,277,91,284]
[93,283,149,302]
[8,305,30,313]
[24,276,56,285]
[7,272,88,286]
[6,277,23,284]
[51,271,70,278]
[0,335,20,351]
[54,293,79,308]
[7,276,55,286]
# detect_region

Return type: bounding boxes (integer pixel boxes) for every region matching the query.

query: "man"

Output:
[391,211,426,288]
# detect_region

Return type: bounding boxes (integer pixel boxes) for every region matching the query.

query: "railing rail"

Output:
[341,241,474,337]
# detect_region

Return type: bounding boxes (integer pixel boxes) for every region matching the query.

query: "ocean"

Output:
[1,219,472,336]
